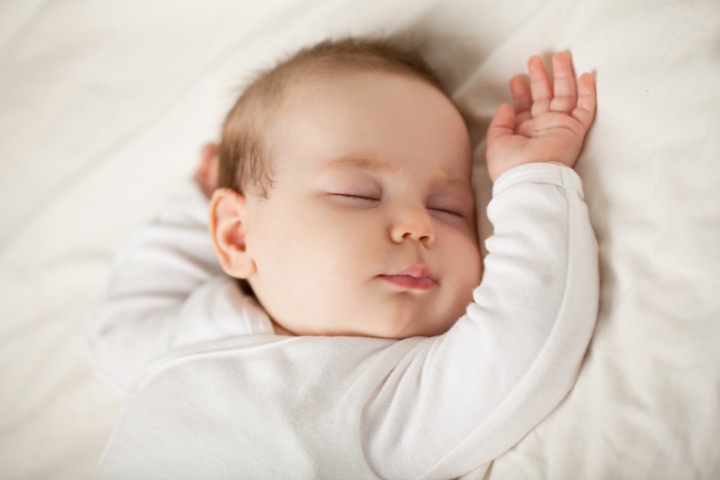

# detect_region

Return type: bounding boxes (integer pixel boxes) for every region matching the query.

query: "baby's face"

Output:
[244,70,482,337]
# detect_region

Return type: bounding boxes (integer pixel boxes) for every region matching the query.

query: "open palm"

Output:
[486,52,597,182]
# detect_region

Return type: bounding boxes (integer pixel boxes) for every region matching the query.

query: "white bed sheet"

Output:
[1,0,719,478]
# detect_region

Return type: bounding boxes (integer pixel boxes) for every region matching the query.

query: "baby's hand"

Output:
[194,143,220,199]
[486,52,596,182]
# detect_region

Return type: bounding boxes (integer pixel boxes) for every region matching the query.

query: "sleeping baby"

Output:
[88,37,598,479]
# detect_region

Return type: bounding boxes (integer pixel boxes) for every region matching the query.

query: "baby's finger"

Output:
[528,56,552,117]
[487,102,516,142]
[549,52,577,113]
[509,75,532,124]
[572,73,597,131]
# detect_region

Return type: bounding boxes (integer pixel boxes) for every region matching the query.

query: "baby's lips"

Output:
[377,265,438,291]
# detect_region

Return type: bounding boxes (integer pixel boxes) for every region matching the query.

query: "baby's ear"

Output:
[209,188,256,278]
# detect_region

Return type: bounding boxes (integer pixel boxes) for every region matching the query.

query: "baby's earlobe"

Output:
[209,189,256,278]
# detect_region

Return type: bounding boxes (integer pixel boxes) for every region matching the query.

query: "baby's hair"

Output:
[218,36,445,197]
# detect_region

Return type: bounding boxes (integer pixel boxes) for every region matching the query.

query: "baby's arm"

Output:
[366,54,599,477]
[87,146,270,392]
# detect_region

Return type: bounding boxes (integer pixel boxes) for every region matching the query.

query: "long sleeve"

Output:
[364,163,599,478]
[86,182,272,393]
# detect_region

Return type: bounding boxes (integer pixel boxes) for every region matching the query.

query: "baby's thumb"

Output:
[487,103,515,142]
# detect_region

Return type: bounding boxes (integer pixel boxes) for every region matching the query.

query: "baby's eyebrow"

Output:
[324,156,395,173]
[322,156,471,192]
[428,173,470,190]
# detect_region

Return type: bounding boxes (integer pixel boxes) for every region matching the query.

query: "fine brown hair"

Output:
[218,36,446,198]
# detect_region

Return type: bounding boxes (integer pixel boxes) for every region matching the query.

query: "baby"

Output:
[89,38,598,479]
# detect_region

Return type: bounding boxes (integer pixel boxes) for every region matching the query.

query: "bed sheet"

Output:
[1,0,718,478]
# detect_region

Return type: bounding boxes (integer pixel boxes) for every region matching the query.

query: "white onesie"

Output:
[88,163,599,479]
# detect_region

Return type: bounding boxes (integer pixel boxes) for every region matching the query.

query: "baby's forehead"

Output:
[277,72,458,139]
[269,69,473,180]
[276,60,446,104]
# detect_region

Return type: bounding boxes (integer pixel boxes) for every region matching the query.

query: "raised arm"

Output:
[365,53,599,478]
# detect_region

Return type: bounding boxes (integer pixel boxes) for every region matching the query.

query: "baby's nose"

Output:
[389,206,435,247]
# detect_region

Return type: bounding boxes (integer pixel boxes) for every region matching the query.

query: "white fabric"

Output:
[89,164,597,479]
[2,1,719,479]
[86,182,275,392]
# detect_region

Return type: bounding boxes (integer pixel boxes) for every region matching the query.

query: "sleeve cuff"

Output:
[492,163,584,198]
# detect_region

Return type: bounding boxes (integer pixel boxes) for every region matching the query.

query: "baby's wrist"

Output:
[490,160,573,183]
[547,160,573,169]
[492,162,584,198]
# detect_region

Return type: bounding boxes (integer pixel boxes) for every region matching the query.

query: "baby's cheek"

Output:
[454,240,483,292]
[444,227,482,269]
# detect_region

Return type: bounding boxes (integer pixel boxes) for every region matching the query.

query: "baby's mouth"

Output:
[377,266,438,291]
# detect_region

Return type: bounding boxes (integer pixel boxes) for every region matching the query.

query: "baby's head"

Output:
[210,37,482,338]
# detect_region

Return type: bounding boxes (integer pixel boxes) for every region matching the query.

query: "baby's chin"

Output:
[274,316,456,339]
[270,296,468,339]
[369,310,463,339]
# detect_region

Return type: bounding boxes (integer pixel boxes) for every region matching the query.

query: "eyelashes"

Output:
[330,193,380,206]
[329,193,466,218]
[429,207,465,218]
[332,193,379,201]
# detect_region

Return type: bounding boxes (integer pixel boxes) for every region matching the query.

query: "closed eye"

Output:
[429,207,464,217]
[333,193,379,201]
[329,193,381,207]
[427,207,465,218]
